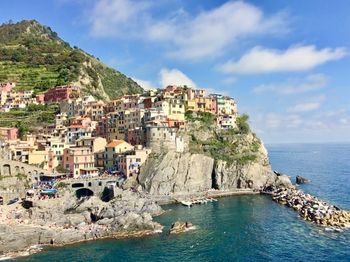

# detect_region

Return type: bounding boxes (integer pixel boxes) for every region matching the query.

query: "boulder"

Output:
[296,175,310,184]
[169,221,195,234]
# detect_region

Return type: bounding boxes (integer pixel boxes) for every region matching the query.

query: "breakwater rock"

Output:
[169,221,196,234]
[272,188,350,229]
[296,175,310,184]
[0,188,163,258]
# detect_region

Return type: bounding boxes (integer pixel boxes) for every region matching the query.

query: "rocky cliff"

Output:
[139,115,292,196]
[139,152,214,195]
[0,188,163,257]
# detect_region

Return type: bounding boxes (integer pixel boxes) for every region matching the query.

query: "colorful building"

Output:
[63,147,97,177]
[104,139,134,169]
[0,127,18,141]
[118,146,151,177]
[44,85,80,103]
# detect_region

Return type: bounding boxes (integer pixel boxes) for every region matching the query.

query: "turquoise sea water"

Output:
[19,143,350,262]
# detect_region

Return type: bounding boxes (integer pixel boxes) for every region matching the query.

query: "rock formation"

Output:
[139,152,214,195]
[272,187,350,229]
[139,123,293,196]
[169,221,195,234]
[296,175,310,184]
[0,188,163,258]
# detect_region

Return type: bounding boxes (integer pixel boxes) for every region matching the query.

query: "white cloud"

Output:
[88,0,150,37]
[161,1,287,60]
[159,68,196,88]
[254,112,303,130]
[287,102,321,113]
[220,45,347,74]
[253,74,328,95]
[287,95,325,113]
[132,78,156,90]
[86,0,287,60]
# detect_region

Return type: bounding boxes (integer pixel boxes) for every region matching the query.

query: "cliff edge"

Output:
[139,113,292,196]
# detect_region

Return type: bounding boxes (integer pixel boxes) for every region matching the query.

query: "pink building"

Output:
[118,147,151,177]
[0,82,14,92]
[63,147,97,177]
[71,116,92,128]
[44,85,80,103]
[36,94,45,104]
[0,127,18,140]
[205,96,217,114]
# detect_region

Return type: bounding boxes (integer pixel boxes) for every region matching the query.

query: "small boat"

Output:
[41,188,58,195]
[181,201,193,207]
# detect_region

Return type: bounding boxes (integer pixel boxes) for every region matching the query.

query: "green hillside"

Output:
[0,20,143,99]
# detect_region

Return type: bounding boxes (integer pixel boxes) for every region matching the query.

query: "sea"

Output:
[18,143,350,262]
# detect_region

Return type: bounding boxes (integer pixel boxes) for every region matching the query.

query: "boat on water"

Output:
[181,201,193,207]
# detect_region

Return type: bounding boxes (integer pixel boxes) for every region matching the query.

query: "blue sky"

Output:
[1,0,350,143]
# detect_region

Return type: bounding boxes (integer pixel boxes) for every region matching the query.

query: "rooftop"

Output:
[106,139,126,148]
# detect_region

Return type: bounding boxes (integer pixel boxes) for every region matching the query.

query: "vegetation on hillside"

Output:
[0,20,143,98]
[185,112,261,165]
[0,104,58,136]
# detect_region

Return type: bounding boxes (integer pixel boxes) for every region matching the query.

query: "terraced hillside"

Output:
[0,20,143,99]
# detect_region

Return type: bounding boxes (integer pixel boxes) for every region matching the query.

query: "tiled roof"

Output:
[68,125,85,129]
[106,139,126,148]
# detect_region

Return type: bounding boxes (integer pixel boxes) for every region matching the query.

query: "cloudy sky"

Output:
[1,0,350,143]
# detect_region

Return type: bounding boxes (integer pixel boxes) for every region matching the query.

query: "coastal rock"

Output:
[169,221,195,234]
[0,189,163,258]
[272,187,350,229]
[296,175,310,184]
[140,138,293,195]
[139,151,214,195]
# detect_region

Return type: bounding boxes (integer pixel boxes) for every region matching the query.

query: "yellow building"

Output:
[76,136,107,154]
[28,150,50,170]
[168,98,185,121]
[104,139,134,169]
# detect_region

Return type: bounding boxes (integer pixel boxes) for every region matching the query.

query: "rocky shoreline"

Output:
[272,187,350,230]
[0,188,163,260]
[2,177,350,260]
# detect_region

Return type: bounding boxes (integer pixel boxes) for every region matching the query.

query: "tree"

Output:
[236,114,250,134]
[15,121,29,138]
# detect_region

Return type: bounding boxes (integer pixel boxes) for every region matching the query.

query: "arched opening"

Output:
[72,183,84,188]
[3,164,11,176]
[76,188,94,198]
[101,186,113,202]
[88,182,92,187]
